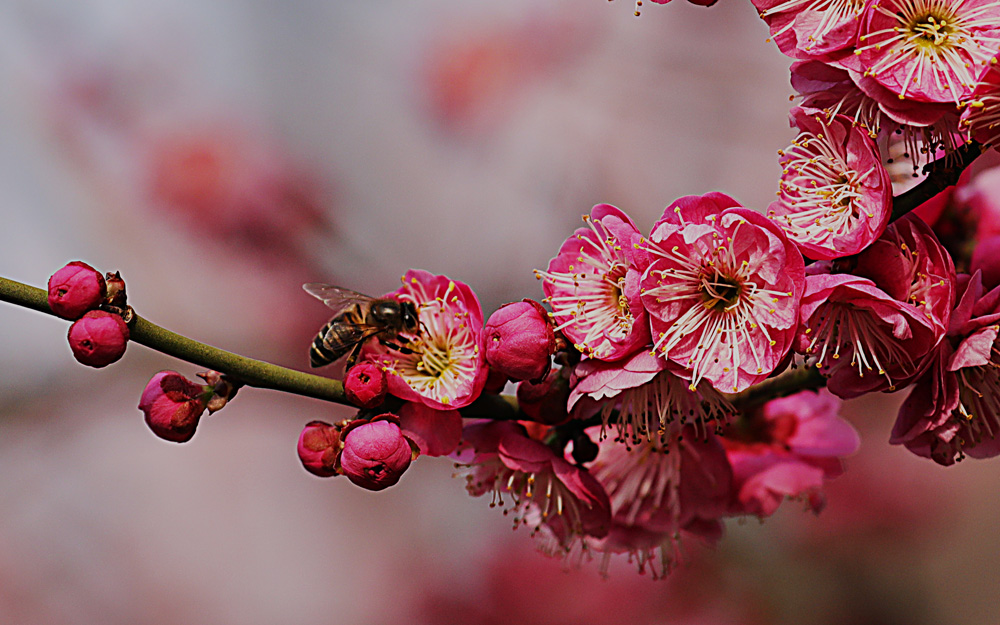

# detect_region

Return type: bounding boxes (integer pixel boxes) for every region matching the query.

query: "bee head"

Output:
[401,301,421,333]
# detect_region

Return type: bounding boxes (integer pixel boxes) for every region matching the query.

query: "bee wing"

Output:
[303,283,375,317]
[321,320,385,347]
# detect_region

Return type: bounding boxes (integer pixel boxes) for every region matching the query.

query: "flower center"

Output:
[701,273,743,313]
[416,335,454,379]
[907,11,956,48]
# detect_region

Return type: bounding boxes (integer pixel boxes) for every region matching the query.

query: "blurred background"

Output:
[1,0,998,623]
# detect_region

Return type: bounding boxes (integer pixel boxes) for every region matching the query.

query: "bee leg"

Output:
[382,340,414,355]
[344,343,365,370]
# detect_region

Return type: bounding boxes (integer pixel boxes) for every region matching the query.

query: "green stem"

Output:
[0,276,348,404]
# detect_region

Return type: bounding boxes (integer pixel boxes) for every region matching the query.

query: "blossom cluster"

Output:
[39,0,1000,581]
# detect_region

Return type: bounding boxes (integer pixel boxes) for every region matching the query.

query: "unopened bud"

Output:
[344,362,388,409]
[297,420,342,477]
[483,300,555,383]
[139,371,210,442]
[340,416,414,490]
[67,310,129,367]
[47,261,106,320]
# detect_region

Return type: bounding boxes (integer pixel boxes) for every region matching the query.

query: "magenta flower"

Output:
[483,299,555,383]
[297,420,342,477]
[139,371,210,443]
[568,350,735,446]
[536,204,650,361]
[340,416,415,491]
[67,310,130,368]
[457,421,611,548]
[892,272,1000,464]
[639,193,805,393]
[581,427,733,578]
[47,261,107,320]
[753,0,866,62]
[721,389,859,517]
[366,269,488,409]
[797,272,941,397]
[343,362,388,409]
[854,0,1000,105]
[769,107,892,260]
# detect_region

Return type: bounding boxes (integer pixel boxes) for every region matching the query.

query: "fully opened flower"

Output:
[722,389,859,517]
[365,269,488,409]
[854,0,1000,105]
[797,271,938,396]
[892,272,1000,464]
[769,107,892,260]
[639,193,805,393]
[536,204,649,361]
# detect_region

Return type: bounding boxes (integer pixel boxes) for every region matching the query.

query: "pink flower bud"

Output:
[67,310,129,367]
[139,371,210,443]
[47,261,107,319]
[297,420,342,477]
[344,363,388,409]
[340,417,414,490]
[483,299,554,383]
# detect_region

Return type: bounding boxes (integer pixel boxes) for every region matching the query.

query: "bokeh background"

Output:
[1,1,999,623]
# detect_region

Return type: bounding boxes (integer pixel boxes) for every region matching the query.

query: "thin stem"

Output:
[0,276,349,404]
[891,140,984,222]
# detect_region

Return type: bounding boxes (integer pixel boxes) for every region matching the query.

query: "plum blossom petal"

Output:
[536,204,650,361]
[769,107,892,260]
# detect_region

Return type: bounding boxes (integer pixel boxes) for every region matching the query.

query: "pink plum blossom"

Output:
[568,350,735,446]
[639,193,805,393]
[536,204,650,361]
[47,261,107,320]
[769,107,892,260]
[721,389,860,517]
[457,420,611,548]
[892,271,1000,464]
[853,213,955,339]
[365,269,488,409]
[340,416,415,491]
[853,0,1000,105]
[483,299,555,383]
[797,271,942,397]
[139,371,211,443]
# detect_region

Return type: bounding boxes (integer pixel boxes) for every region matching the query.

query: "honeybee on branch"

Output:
[303,283,420,370]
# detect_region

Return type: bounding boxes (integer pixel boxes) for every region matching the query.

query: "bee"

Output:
[303,283,420,369]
